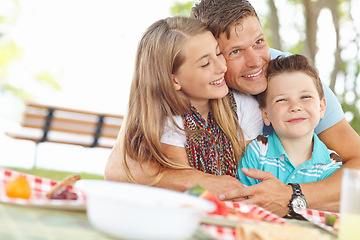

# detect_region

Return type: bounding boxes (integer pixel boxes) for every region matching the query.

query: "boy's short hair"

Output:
[257,54,324,108]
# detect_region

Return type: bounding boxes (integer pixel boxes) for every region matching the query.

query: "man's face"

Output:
[217,16,271,95]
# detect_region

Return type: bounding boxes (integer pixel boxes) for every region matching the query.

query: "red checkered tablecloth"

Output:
[200,201,289,239]
[224,201,289,224]
[297,208,339,233]
[201,224,237,240]
[0,168,86,210]
[200,205,340,239]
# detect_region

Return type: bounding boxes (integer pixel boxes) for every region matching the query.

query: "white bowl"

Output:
[75,180,215,240]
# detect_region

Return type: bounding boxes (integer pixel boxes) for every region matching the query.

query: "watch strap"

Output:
[289,183,303,196]
[288,183,307,217]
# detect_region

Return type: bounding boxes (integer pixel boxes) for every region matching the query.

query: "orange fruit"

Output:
[5,176,31,199]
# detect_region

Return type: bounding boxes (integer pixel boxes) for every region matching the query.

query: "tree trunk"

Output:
[302,0,320,64]
[327,0,342,92]
[267,0,282,50]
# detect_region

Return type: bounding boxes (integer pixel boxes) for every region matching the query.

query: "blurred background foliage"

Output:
[171,0,360,134]
[0,0,60,102]
[1,0,360,133]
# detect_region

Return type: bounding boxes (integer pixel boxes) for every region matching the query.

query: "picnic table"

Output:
[0,203,116,240]
[0,202,337,240]
[0,168,337,240]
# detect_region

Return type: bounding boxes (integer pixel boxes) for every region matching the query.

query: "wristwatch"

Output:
[288,183,307,215]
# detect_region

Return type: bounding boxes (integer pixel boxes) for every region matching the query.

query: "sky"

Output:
[0,0,359,174]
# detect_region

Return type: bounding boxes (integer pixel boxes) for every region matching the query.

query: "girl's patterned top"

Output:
[182,92,237,177]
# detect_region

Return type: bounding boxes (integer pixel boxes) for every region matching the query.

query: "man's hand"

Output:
[198,174,247,198]
[219,168,292,217]
[159,168,246,197]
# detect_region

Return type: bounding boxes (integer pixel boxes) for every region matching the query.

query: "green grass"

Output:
[6,167,104,181]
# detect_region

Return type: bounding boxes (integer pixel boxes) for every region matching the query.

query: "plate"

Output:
[297,208,339,234]
[75,180,215,240]
[0,168,86,211]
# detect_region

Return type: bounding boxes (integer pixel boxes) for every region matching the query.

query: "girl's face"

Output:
[172,31,228,111]
[261,72,326,139]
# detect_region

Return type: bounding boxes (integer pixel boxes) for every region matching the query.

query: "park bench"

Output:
[6,102,124,152]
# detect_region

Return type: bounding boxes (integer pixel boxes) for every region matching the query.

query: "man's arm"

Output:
[105,142,246,196]
[305,118,360,210]
[219,118,360,216]
[218,167,339,217]
[318,118,360,165]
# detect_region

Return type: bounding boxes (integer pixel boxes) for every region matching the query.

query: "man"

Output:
[105,0,360,217]
[191,0,360,217]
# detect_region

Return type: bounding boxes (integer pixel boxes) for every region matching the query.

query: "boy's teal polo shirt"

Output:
[238,132,342,186]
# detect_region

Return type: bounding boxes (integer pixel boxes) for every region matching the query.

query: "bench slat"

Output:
[7,102,123,149]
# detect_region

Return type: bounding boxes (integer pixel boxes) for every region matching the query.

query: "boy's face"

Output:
[261,72,326,139]
[217,16,271,95]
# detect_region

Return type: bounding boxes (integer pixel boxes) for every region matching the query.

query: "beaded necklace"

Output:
[182,92,237,177]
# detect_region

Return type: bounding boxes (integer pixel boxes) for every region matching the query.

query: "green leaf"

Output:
[170,1,195,17]
[185,184,206,196]
[35,71,62,90]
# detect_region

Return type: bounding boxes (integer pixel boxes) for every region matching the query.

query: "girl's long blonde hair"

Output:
[120,16,245,184]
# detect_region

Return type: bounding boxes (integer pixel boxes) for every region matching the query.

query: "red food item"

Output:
[186,185,261,221]
[188,186,231,215]
[50,190,77,200]
[50,187,78,200]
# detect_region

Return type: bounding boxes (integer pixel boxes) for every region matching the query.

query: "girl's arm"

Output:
[105,143,246,196]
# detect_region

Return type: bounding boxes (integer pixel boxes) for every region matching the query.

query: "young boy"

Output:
[238,55,342,186]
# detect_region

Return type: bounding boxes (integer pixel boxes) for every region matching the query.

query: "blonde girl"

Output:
[105,16,248,188]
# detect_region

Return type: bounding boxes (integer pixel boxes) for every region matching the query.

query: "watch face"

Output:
[291,196,307,213]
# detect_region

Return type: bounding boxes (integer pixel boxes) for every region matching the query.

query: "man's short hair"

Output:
[191,0,259,39]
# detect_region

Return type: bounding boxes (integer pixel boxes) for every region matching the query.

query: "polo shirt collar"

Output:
[266,132,330,164]
[309,133,331,164]
[266,132,287,159]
